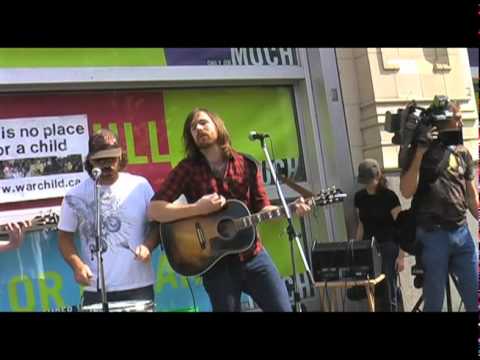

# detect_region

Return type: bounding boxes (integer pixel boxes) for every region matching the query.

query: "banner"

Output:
[0,230,314,312]
[164,48,298,66]
[0,230,211,312]
[0,86,321,311]
[0,115,89,203]
[0,48,298,68]
[468,48,479,111]
[0,48,168,68]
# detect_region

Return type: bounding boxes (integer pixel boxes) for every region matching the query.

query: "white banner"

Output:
[0,115,89,203]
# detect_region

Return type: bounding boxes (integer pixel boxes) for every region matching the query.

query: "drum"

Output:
[80,300,155,312]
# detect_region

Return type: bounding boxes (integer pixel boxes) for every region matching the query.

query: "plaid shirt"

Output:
[153,150,270,261]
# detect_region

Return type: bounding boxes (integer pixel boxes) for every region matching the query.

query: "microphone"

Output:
[248,131,270,141]
[92,167,102,180]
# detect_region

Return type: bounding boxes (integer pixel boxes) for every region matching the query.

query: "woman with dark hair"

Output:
[354,158,405,312]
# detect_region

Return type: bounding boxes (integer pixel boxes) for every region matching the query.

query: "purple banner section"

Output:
[164,48,231,65]
[165,48,298,66]
[467,48,478,67]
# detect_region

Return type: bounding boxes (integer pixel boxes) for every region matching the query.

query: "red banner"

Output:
[0,90,172,211]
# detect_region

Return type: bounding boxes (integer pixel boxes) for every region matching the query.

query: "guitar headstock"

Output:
[31,211,59,229]
[312,186,347,207]
[0,211,59,237]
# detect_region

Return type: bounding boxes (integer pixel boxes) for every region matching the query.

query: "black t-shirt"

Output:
[408,142,475,228]
[354,188,400,243]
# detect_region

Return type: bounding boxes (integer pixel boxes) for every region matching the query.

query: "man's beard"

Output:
[100,166,118,178]
[196,135,216,149]
[197,141,216,149]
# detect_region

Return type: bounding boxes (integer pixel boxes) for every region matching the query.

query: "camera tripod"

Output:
[412,273,460,312]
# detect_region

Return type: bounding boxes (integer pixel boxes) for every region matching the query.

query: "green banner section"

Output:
[163,86,299,167]
[258,219,307,275]
[0,48,167,68]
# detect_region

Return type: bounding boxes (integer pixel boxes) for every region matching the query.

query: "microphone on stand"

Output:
[92,167,102,181]
[248,131,270,141]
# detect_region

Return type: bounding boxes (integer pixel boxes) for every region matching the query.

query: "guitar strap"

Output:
[239,153,262,206]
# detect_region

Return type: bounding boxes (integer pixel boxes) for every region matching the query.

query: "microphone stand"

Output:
[91,170,109,312]
[256,136,314,312]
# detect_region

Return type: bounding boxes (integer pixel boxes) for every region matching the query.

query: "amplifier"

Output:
[311,239,382,282]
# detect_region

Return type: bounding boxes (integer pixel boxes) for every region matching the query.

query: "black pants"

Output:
[82,285,155,306]
[376,241,404,312]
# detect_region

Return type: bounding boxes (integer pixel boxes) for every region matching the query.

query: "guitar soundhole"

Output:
[217,219,237,239]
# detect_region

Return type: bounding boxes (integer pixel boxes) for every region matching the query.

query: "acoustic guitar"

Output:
[159,187,346,276]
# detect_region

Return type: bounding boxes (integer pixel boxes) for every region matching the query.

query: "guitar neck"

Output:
[233,190,346,231]
[234,200,309,230]
[0,215,59,238]
[0,223,57,237]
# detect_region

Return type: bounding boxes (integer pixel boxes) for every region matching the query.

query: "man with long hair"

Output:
[58,129,159,308]
[148,108,310,312]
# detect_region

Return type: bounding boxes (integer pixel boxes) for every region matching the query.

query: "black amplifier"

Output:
[311,239,382,282]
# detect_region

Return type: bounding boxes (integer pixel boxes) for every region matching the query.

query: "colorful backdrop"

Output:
[0,84,316,311]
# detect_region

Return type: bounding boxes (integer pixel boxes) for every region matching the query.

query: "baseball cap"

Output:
[357,158,380,184]
[88,129,122,160]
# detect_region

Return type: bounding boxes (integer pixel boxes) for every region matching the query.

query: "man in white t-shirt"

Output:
[58,129,159,308]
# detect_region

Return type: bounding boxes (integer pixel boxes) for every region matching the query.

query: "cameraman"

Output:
[399,101,478,312]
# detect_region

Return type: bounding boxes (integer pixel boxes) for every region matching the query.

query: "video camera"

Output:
[384,95,463,147]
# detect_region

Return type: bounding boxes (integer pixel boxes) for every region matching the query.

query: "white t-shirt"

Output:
[58,172,155,292]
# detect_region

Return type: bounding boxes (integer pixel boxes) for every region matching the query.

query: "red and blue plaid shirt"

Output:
[152,150,270,261]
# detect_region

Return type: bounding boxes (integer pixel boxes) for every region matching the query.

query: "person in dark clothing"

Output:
[399,101,478,312]
[354,158,405,312]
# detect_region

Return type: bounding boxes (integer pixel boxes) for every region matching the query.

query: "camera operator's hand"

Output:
[415,124,438,152]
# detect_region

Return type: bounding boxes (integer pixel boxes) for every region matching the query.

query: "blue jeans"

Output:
[416,224,478,312]
[202,249,292,312]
